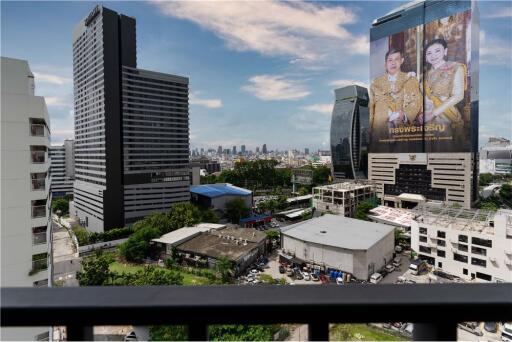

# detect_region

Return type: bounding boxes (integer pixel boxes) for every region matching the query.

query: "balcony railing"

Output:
[1,284,511,341]
[31,151,46,163]
[30,124,45,137]
[29,258,48,275]
[31,205,46,218]
[31,178,46,191]
[32,232,47,245]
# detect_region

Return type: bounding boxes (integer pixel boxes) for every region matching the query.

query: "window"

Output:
[458,235,468,243]
[458,244,468,252]
[471,237,492,248]
[476,272,492,281]
[31,253,48,273]
[419,227,427,235]
[437,231,446,239]
[437,249,446,258]
[419,245,431,254]
[419,235,427,243]
[31,173,46,191]
[438,262,443,268]
[463,268,468,275]
[437,239,446,247]
[454,253,468,263]
[32,226,47,245]
[471,257,486,267]
[471,246,487,256]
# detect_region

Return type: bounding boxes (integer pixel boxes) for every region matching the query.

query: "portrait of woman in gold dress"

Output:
[421,38,466,139]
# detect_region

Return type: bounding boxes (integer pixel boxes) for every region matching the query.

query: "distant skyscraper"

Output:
[241,145,246,154]
[200,148,204,156]
[50,139,75,197]
[72,5,190,231]
[305,148,310,155]
[256,147,260,153]
[218,146,222,155]
[232,146,237,155]
[262,144,267,154]
[330,85,369,180]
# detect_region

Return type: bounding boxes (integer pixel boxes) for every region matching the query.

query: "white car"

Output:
[336,277,344,285]
[393,257,401,268]
[302,272,311,281]
[250,269,259,275]
[385,264,396,273]
[370,272,383,284]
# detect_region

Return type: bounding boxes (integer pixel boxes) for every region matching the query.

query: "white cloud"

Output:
[33,72,71,85]
[480,30,512,66]
[190,93,222,108]
[242,75,310,101]
[484,7,512,19]
[301,103,333,115]
[45,96,70,107]
[151,1,367,67]
[328,79,368,89]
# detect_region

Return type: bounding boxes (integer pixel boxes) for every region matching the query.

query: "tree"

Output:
[76,252,113,286]
[52,198,69,216]
[125,266,183,286]
[72,225,90,245]
[169,203,202,230]
[499,183,512,204]
[133,212,173,235]
[479,173,494,187]
[225,198,250,223]
[265,230,279,240]
[208,325,280,341]
[394,228,408,246]
[118,226,160,262]
[216,256,232,283]
[150,326,188,341]
[479,200,499,211]
[201,208,220,223]
[298,186,310,196]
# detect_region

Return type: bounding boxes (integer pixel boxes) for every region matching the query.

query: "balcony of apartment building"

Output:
[30,146,47,164]
[32,226,47,245]
[31,200,47,219]
[2,284,511,341]
[29,118,47,138]
[29,253,48,276]
[31,173,46,191]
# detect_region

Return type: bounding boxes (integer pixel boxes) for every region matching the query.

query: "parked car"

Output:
[385,264,396,273]
[483,322,498,333]
[302,272,311,281]
[279,265,285,274]
[336,277,344,285]
[395,245,403,253]
[369,273,383,284]
[502,322,512,342]
[250,269,259,275]
[311,273,319,282]
[409,259,428,275]
[286,268,294,276]
[294,270,303,280]
[392,257,401,268]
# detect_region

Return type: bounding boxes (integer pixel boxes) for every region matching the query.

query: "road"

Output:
[52,220,81,286]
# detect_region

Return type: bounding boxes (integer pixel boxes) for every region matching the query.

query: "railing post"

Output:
[413,322,457,341]
[188,323,208,341]
[308,322,329,341]
[66,325,93,341]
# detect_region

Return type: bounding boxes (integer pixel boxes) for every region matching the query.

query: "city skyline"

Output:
[1,1,511,151]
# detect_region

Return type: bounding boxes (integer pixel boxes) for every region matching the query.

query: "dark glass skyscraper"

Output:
[330,85,369,180]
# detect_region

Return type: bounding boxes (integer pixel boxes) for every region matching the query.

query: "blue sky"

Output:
[2,1,511,151]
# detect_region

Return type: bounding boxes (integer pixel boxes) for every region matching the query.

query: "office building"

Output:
[262,144,267,154]
[305,148,309,155]
[479,137,512,175]
[368,1,479,209]
[217,146,222,155]
[280,214,394,280]
[241,145,246,154]
[1,57,51,341]
[313,181,376,217]
[330,85,370,180]
[256,147,260,154]
[232,146,237,155]
[72,5,190,232]
[411,203,512,282]
[49,139,75,197]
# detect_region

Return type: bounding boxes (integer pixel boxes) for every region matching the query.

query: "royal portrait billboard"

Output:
[369,10,473,153]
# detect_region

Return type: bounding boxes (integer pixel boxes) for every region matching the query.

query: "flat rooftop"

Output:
[313,182,373,192]
[411,203,495,234]
[190,183,252,198]
[281,214,394,250]
[212,227,266,244]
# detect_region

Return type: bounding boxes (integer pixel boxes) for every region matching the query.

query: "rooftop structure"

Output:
[281,214,394,250]
[190,183,251,198]
[152,225,225,247]
[369,205,416,228]
[313,181,375,217]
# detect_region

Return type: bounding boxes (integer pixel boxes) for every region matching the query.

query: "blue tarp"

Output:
[190,184,251,198]
[239,213,272,224]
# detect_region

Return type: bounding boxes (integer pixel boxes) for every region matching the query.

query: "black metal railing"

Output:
[2,283,511,341]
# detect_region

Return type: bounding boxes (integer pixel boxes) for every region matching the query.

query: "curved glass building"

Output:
[330,85,369,180]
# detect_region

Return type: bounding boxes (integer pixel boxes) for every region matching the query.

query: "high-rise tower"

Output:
[72,5,190,231]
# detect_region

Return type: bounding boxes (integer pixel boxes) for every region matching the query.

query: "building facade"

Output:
[72,5,190,231]
[313,182,375,217]
[1,57,51,341]
[411,203,512,282]
[49,139,75,197]
[330,85,369,180]
[479,137,512,175]
[368,1,479,209]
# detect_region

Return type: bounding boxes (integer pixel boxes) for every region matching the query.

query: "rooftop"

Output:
[281,214,394,250]
[313,182,374,192]
[152,224,226,246]
[369,205,416,228]
[411,203,495,234]
[190,183,252,198]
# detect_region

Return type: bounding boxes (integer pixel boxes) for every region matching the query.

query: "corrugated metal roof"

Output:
[281,214,394,250]
[190,183,252,198]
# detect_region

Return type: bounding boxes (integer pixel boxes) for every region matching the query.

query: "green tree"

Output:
[394,228,407,246]
[129,266,184,286]
[208,325,280,341]
[52,198,69,216]
[479,173,494,187]
[499,183,512,204]
[265,230,279,240]
[479,200,499,211]
[216,256,232,283]
[298,186,310,196]
[72,225,90,245]
[201,208,219,223]
[150,326,188,341]
[118,226,160,262]
[354,198,379,221]
[76,252,113,286]
[133,212,173,235]
[225,198,250,223]
[169,203,202,230]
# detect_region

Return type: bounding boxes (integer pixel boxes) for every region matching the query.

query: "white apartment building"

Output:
[49,139,75,197]
[313,182,375,217]
[1,57,52,341]
[411,203,512,283]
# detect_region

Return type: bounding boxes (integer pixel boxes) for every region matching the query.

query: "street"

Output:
[52,220,80,286]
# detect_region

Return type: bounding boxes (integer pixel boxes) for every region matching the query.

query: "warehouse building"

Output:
[280,214,394,280]
[190,183,252,212]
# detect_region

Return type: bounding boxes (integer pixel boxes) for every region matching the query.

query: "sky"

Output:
[2,1,511,152]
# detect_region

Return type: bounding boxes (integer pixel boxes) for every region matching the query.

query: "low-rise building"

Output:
[175,227,267,275]
[313,182,375,217]
[280,214,395,280]
[410,203,512,282]
[191,183,252,212]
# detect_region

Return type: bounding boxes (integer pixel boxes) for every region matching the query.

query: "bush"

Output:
[72,225,134,246]
[118,226,160,262]
[72,225,90,245]
[52,198,69,216]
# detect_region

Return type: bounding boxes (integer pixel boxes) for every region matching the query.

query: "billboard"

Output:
[369,10,473,153]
